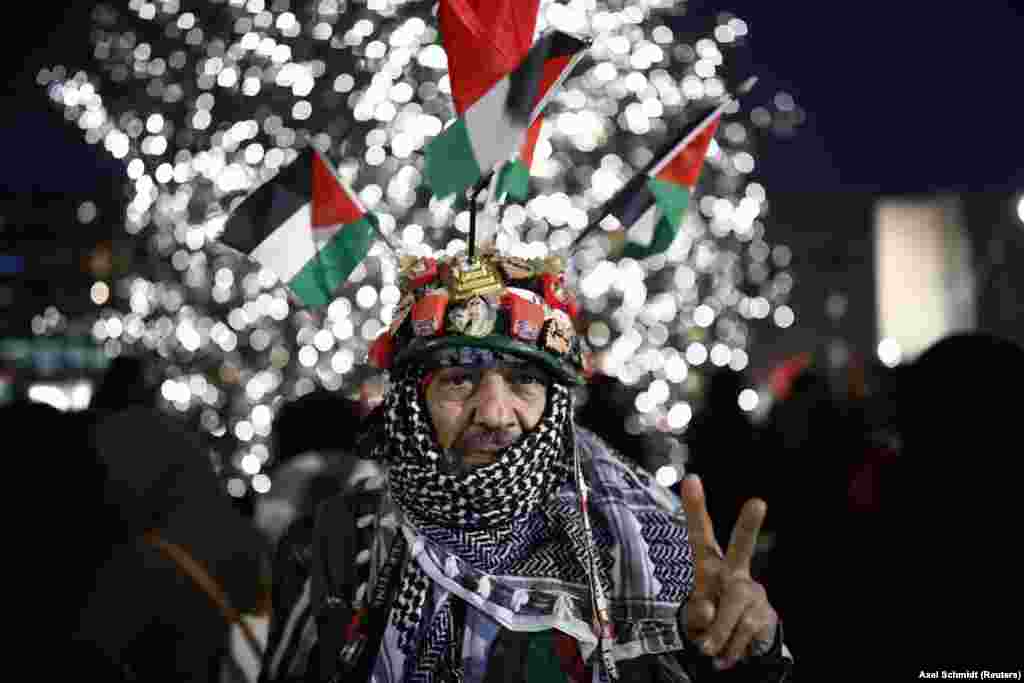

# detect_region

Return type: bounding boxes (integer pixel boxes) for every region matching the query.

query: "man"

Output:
[261,249,792,682]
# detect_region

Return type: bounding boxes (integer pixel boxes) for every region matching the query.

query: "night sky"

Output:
[4,1,1024,196]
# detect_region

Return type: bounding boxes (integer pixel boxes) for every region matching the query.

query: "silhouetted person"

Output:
[89,354,156,417]
[255,390,378,543]
[685,367,764,545]
[757,365,861,671]
[877,331,1024,670]
[75,405,272,681]
[258,390,380,682]
[0,398,127,676]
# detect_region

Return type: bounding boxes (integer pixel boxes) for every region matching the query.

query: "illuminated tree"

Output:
[40,0,803,496]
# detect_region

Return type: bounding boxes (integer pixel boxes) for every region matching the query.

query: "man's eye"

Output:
[508,371,544,387]
[442,372,474,387]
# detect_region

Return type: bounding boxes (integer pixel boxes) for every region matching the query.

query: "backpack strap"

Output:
[142,531,265,661]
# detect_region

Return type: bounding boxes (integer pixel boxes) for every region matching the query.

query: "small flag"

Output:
[219,147,377,307]
[493,119,542,201]
[602,101,726,259]
[495,31,590,201]
[437,0,540,118]
[424,0,557,200]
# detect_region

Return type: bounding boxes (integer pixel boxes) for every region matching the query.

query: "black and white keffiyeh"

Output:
[371,367,574,531]
[365,368,694,683]
[368,369,595,677]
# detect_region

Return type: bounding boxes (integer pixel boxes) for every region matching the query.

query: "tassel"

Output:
[511,588,529,612]
[444,555,460,578]
[477,575,492,600]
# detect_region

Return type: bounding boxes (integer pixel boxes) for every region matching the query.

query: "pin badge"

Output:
[497,256,536,281]
[503,291,544,342]
[412,291,449,337]
[540,309,574,355]
[402,257,438,290]
[447,294,497,337]
[542,272,579,319]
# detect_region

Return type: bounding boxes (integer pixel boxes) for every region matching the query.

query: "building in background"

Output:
[874,195,976,366]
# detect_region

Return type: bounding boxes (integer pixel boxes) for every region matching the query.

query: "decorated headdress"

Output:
[366,246,589,384]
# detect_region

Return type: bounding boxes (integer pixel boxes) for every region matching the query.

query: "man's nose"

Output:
[472,372,516,429]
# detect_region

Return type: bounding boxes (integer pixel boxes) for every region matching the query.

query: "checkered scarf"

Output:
[369,369,589,681]
[367,369,693,683]
[371,368,574,531]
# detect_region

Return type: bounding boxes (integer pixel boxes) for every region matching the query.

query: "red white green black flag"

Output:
[422,0,551,199]
[219,147,377,307]
[493,31,590,201]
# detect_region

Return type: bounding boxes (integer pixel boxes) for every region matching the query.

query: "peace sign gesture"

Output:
[679,474,779,671]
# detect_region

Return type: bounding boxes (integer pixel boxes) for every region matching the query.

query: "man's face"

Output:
[424,361,548,469]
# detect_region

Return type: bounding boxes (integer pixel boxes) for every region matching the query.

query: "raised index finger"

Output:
[725,497,767,574]
[679,474,718,552]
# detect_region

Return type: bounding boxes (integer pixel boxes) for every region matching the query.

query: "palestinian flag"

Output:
[424,0,558,199]
[604,100,728,259]
[494,32,590,201]
[219,147,377,307]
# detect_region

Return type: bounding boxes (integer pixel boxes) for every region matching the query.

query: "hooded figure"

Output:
[260,249,792,683]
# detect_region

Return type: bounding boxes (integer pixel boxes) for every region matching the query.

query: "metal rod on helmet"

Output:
[467,170,494,261]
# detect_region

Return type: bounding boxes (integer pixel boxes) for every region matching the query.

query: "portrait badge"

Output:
[540,309,574,356]
[447,295,496,337]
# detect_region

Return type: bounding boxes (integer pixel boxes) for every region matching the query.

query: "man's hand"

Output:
[679,474,779,671]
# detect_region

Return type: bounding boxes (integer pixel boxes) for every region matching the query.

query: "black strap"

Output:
[311,491,402,682]
[142,531,266,662]
[349,534,407,680]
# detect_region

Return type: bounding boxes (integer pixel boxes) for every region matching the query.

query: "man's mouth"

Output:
[461,429,518,452]
[454,430,518,467]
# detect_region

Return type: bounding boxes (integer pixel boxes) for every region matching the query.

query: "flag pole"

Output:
[467,169,495,261]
